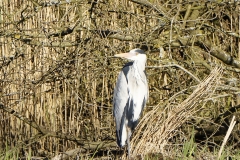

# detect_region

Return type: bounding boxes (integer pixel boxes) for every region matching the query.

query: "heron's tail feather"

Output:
[116,124,127,147]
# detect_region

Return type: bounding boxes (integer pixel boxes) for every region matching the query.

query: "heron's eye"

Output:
[135,52,139,55]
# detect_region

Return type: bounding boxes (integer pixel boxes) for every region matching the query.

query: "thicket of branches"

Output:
[0,0,240,159]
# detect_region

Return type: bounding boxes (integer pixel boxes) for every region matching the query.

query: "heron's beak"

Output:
[114,53,134,59]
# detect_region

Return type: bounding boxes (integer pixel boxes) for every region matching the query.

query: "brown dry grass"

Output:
[131,67,222,158]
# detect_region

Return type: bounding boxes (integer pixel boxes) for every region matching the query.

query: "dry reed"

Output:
[131,67,222,158]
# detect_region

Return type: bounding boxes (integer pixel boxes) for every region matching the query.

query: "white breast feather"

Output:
[128,65,148,122]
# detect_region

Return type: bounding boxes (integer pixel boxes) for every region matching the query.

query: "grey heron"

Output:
[113,48,148,158]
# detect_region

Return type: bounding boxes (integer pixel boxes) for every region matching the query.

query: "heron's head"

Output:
[114,48,146,61]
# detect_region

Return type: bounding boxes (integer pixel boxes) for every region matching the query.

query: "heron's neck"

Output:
[133,57,146,72]
[132,57,146,84]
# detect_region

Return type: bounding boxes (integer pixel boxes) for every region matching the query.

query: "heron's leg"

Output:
[127,128,132,159]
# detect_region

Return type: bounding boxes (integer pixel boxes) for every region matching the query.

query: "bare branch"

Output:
[0,103,84,145]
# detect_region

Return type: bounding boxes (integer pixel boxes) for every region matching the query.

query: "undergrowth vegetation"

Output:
[0,0,240,159]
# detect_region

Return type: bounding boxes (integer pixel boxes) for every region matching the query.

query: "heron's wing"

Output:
[113,62,132,147]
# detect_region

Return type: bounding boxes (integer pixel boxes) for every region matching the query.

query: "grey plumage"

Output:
[113,48,148,158]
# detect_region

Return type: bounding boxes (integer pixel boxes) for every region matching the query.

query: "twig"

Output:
[0,103,84,145]
[147,64,201,83]
[217,116,236,160]
[130,0,165,15]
